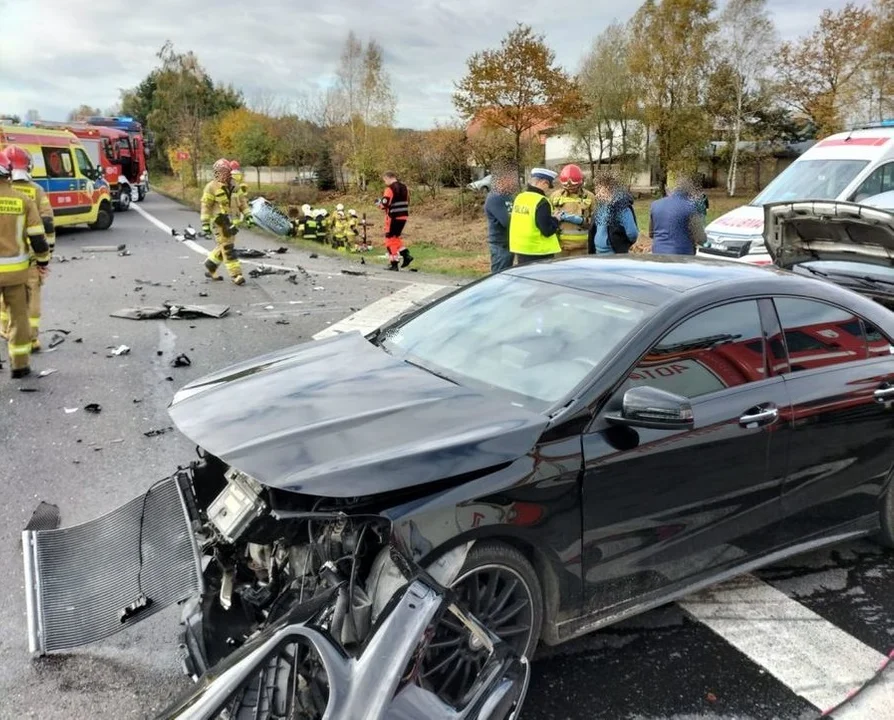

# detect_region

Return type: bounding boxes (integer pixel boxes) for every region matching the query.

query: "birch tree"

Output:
[716,0,776,196]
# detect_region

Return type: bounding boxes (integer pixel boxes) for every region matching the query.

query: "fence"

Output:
[196,165,316,185]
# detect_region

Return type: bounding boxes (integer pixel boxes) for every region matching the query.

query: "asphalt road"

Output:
[0,192,891,719]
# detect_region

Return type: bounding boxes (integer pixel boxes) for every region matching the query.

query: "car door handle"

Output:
[739,405,778,428]
[874,386,894,403]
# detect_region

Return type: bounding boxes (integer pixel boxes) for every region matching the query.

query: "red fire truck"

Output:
[86,116,151,202]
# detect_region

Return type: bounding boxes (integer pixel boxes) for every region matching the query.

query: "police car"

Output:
[698,120,894,264]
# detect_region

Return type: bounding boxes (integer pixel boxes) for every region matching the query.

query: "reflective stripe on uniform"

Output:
[8,342,31,357]
[509,191,561,256]
[29,317,40,328]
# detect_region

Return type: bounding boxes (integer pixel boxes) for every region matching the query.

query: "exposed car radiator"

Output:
[22,476,204,655]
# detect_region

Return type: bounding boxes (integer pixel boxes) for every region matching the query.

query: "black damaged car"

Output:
[23,207,894,716]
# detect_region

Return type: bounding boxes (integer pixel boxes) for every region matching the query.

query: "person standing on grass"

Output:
[378,171,414,271]
[484,164,518,273]
[588,173,639,255]
[509,168,561,266]
[649,178,707,256]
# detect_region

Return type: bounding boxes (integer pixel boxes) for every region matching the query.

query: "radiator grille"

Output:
[23,476,203,654]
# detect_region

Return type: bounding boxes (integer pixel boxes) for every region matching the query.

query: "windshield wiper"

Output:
[403,358,460,385]
[800,265,830,278]
[653,333,742,355]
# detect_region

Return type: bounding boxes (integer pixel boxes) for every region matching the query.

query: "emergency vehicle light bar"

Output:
[853,119,894,130]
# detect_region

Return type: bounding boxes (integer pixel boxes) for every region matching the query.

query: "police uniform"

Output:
[0,179,50,377]
[509,168,561,265]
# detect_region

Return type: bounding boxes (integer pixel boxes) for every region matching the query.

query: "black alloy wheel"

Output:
[420,542,543,705]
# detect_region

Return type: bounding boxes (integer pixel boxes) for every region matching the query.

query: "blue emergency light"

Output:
[854,119,894,130]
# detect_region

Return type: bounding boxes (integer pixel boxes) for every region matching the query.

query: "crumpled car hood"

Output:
[764,200,894,270]
[168,332,547,497]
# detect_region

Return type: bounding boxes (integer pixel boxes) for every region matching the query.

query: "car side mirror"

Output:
[605,386,694,431]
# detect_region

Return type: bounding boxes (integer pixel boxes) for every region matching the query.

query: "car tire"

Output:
[421,541,543,704]
[88,201,114,231]
[116,187,131,212]
[879,477,894,548]
[137,186,146,202]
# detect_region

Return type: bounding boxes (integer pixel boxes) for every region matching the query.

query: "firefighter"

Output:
[378,171,413,270]
[0,146,54,351]
[331,207,351,251]
[347,209,363,251]
[200,158,245,285]
[301,204,319,242]
[551,164,595,257]
[229,161,254,228]
[0,147,51,378]
[317,208,331,245]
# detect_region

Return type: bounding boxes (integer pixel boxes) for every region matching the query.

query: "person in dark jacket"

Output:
[649,178,707,255]
[588,174,639,255]
[484,165,518,273]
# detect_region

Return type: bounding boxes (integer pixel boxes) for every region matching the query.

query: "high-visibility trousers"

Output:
[204,228,243,280]
[0,283,32,370]
[0,265,41,347]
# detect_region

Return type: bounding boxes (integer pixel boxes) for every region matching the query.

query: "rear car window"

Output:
[773,298,869,371]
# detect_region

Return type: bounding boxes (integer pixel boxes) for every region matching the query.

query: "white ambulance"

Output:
[698,121,894,264]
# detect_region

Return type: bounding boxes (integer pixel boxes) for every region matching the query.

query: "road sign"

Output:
[176,150,191,161]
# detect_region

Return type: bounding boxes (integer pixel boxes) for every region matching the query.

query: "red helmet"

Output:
[229,160,240,170]
[6,145,33,180]
[559,164,584,190]
[0,148,12,178]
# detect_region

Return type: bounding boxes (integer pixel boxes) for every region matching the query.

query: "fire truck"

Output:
[30,121,134,211]
[86,116,151,202]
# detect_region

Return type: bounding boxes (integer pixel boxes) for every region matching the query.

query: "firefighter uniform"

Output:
[0,178,50,377]
[551,187,595,256]
[230,164,254,228]
[201,159,244,285]
[331,212,351,250]
[302,211,320,242]
[0,179,54,349]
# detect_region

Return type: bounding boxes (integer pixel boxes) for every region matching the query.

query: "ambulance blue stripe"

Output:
[33,178,83,193]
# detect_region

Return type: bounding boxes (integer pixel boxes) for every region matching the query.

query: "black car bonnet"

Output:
[168,332,548,497]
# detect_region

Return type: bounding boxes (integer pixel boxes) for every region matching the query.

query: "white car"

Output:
[864,190,894,210]
[467,174,492,192]
[698,121,894,265]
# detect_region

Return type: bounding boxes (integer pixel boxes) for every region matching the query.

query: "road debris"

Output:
[144,427,173,438]
[341,269,367,276]
[19,387,39,393]
[107,345,131,357]
[287,274,299,284]
[64,407,78,414]
[198,291,208,297]
[48,334,66,349]
[23,501,60,532]
[309,253,319,259]
[171,353,191,368]
[313,286,325,291]
[235,248,267,258]
[84,403,102,414]
[82,244,127,253]
[111,302,230,320]
[248,265,291,279]
[119,249,131,257]
[38,368,58,378]
[275,318,290,325]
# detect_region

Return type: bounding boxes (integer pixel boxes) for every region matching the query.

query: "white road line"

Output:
[678,574,889,712]
[131,202,441,287]
[312,282,444,339]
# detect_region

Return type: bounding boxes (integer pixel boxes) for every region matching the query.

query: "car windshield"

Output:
[794,261,894,287]
[751,159,869,205]
[379,274,651,408]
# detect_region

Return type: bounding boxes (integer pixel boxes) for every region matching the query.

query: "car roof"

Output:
[504,255,802,305]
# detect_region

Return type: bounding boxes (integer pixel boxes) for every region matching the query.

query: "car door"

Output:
[580,299,790,614]
[850,161,894,203]
[770,296,894,543]
[73,146,99,215]
[41,146,90,218]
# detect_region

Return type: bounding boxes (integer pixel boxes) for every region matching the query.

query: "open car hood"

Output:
[168,332,548,498]
[764,201,894,270]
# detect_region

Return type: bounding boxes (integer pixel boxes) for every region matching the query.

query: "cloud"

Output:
[0,0,870,128]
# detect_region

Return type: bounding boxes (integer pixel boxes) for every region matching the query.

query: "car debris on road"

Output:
[111,302,230,320]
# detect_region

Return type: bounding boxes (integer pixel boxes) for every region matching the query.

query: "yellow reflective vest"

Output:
[509,190,560,256]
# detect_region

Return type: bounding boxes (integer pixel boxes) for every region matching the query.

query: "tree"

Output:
[774,3,873,137]
[866,0,894,121]
[67,105,102,121]
[316,144,336,191]
[24,109,39,122]
[454,24,583,169]
[716,0,776,195]
[573,22,642,179]
[628,0,716,195]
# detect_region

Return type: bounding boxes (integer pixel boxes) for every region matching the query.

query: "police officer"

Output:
[201,158,245,285]
[0,148,51,378]
[509,168,561,265]
[551,164,595,257]
[0,145,54,351]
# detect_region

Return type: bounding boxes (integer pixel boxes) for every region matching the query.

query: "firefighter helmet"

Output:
[335,203,345,212]
[6,145,33,181]
[558,164,584,190]
[229,160,241,170]
[212,158,232,183]
[0,148,12,178]
[348,209,358,217]
[301,204,312,215]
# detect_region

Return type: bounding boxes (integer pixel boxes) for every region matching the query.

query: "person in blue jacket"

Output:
[588,174,640,255]
[649,178,707,255]
[484,164,519,273]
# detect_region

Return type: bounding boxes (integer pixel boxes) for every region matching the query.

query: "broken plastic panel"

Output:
[22,476,203,655]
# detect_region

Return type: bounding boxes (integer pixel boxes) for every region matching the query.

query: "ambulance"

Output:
[0,124,114,231]
[698,120,894,264]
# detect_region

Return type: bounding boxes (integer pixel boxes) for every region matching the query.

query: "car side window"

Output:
[42,148,74,179]
[852,162,894,202]
[773,298,869,372]
[627,300,766,399]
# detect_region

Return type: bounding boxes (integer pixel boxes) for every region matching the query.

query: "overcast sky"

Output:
[0,0,871,129]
